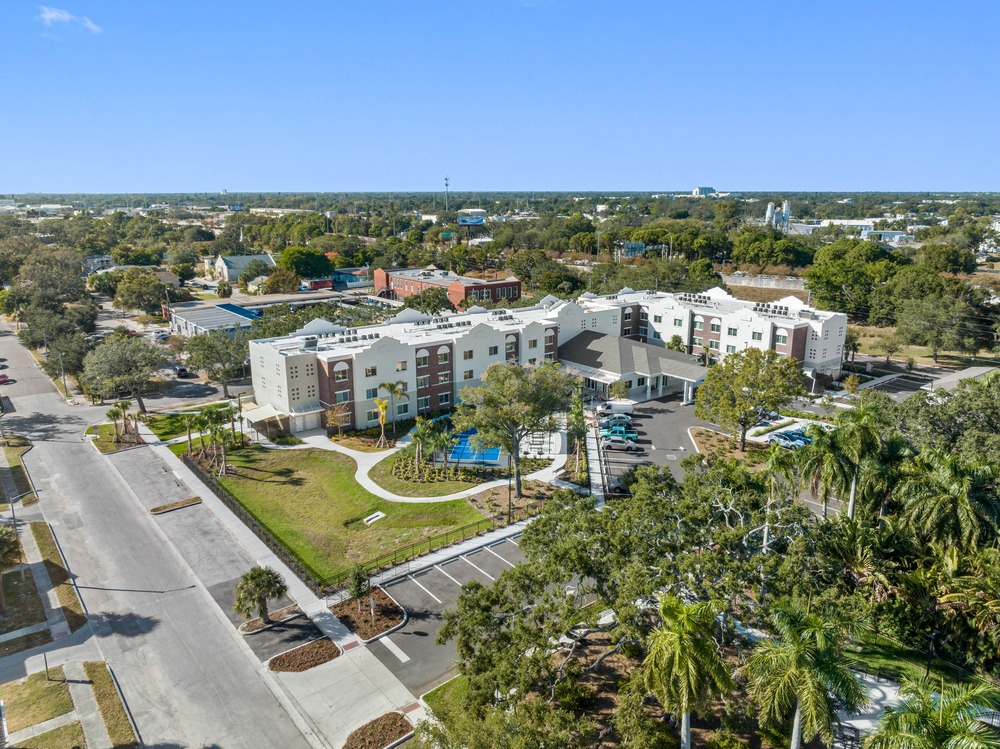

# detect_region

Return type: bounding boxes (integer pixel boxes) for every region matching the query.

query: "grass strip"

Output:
[2,436,36,506]
[423,674,468,723]
[0,629,52,657]
[853,629,976,688]
[88,424,143,454]
[0,666,71,733]
[16,720,86,749]
[149,496,202,515]
[0,569,48,635]
[28,522,87,632]
[83,661,139,748]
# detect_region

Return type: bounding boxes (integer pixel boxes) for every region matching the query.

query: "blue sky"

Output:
[2,1,998,193]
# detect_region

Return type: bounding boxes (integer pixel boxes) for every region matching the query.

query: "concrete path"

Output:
[16,524,72,640]
[0,620,49,644]
[63,661,113,749]
[5,709,78,746]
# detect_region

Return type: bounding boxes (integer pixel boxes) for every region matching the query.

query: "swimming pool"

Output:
[448,428,502,463]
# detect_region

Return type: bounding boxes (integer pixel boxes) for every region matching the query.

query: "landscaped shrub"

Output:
[387,455,552,485]
[273,434,303,446]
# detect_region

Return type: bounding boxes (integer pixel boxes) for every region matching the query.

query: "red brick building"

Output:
[374,266,522,310]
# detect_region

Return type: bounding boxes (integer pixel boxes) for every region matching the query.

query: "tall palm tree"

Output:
[182,412,196,455]
[233,566,287,624]
[410,416,436,470]
[430,428,457,471]
[858,433,912,521]
[106,403,124,443]
[897,449,999,551]
[864,677,1000,749]
[798,427,853,519]
[643,596,734,749]
[835,394,893,519]
[374,398,389,448]
[379,380,409,437]
[0,525,22,617]
[740,607,867,749]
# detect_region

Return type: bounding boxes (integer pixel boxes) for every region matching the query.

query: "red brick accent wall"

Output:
[318,358,355,430]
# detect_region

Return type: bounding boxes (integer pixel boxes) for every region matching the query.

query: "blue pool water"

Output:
[449,428,502,463]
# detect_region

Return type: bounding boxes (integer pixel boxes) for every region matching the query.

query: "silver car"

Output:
[600,435,638,452]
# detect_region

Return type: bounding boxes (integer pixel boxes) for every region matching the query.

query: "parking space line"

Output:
[485,545,516,567]
[380,636,410,663]
[407,574,442,604]
[462,556,495,581]
[507,538,519,547]
[435,564,463,586]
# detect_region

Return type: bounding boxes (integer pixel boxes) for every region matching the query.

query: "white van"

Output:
[595,399,636,416]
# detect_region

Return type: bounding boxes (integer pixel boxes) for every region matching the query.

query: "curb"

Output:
[266,635,344,671]
[358,585,408,645]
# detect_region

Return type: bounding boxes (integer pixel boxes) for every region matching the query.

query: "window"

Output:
[438,373,451,384]
[638,327,647,337]
[752,331,763,341]
[396,403,409,416]
[692,337,703,346]
[366,409,379,422]
[653,331,662,340]
[528,358,537,365]
[544,333,554,346]
[334,370,348,382]
[693,320,703,330]
[335,391,349,404]
[624,310,632,321]
[365,366,377,377]
[463,350,474,360]
[463,369,474,380]
[654,314,662,323]
[417,396,430,410]
[640,310,648,321]
[775,334,788,345]
[544,352,554,360]
[637,377,646,387]
[505,341,516,353]
[710,322,721,333]
[437,352,450,365]
[727,326,738,336]
[416,375,429,389]
[528,339,538,349]
[674,318,683,327]
[365,387,378,399]
[416,355,429,367]
[396,361,407,372]
[489,345,499,356]
[510,287,518,298]
[623,327,632,336]
[438,393,451,406]
[726,345,736,353]
[709,340,720,350]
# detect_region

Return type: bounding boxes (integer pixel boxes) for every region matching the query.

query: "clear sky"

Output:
[3,1,998,193]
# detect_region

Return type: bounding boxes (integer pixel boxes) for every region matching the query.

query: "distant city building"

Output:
[692,186,716,197]
[374,266,521,310]
[167,290,345,337]
[765,200,792,231]
[246,286,845,435]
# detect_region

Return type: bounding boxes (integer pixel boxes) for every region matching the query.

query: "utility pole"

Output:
[444,177,450,212]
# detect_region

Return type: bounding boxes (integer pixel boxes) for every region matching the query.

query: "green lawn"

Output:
[147,404,238,441]
[2,437,36,506]
[851,629,976,688]
[423,675,468,723]
[16,721,86,749]
[216,446,486,581]
[84,661,138,748]
[368,456,477,498]
[88,423,143,454]
[0,667,72,733]
[0,569,48,636]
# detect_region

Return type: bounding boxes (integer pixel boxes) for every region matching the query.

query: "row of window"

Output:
[365,393,451,422]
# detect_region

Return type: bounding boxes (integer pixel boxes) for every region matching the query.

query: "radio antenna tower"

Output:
[444,176,450,211]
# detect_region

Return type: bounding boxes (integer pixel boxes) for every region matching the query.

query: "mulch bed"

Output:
[330,587,404,641]
[466,479,553,518]
[239,605,302,634]
[343,712,411,749]
[269,638,340,672]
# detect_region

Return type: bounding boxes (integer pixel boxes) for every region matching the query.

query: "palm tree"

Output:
[643,596,734,749]
[740,607,867,749]
[379,380,409,437]
[106,403,124,443]
[835,394,893,519]
[897,449,999,551]
[0,525,22,617]
[430,428,457,472]
[182,412,196,454]
[410,416,436,471]
[374,398,389,448]
[798,427,853,519]
[233,566,287,624]
[864,677,1000,749]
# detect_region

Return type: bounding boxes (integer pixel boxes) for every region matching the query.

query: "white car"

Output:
[600,435,638,452]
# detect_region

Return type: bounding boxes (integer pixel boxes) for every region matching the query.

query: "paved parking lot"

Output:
[593,395,715,484]
[370,536,525,696]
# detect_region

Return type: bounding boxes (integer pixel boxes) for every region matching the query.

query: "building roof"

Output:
[218,254,276,274]
[558,331,707,383]
[383,266,518,289]
[171,305,257,332]
[924,366,997,392]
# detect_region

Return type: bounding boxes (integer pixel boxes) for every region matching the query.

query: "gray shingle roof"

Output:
[558,331,706,383]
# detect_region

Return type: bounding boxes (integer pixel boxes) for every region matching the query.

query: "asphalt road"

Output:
[0,325,310,748]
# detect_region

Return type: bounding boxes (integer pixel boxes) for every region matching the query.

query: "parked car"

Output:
[605,476,630,495]
[173,365,190,378]
[757,408,780,421]
[595,399,636,416]
[599,425,639,441]
[769,433,806,449]
[150,330,170,341]
[599,435,638,452]
[597,414,633,428]
[0,374,8,385]
[781,429,812,444]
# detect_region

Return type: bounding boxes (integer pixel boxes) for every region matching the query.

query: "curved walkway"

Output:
[149,426,580,503]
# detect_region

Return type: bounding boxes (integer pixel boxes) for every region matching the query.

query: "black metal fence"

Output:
[182,453,539,596]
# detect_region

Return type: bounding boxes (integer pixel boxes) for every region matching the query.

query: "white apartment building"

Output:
[245,287,846,434]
